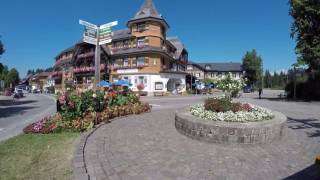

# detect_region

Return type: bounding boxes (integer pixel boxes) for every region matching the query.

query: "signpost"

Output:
[79,19,117,87]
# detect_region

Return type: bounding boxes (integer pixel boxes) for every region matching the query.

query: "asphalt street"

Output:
[0,94,56,142]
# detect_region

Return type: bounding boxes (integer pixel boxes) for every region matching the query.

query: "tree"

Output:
[242,49,263,87]
[289,0,320,71]
[0,39,4,57]
[5,68,20,88]
[264,70,272,88]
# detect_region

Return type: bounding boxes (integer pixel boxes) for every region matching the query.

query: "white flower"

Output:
[92,93,97,98]
[190,104,274,122]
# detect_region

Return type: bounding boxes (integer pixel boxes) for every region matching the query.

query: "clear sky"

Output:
[0,0,296,77]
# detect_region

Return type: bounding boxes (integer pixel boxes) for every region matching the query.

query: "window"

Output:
[155,82,163,90]
[137,23,145,31]
[205,65,211,70]
[137,57,145,67]
[153,59,157,66]
[137,37,145,48]
[123,40,129,48]
[136,76,147,87]
[123,58,129,67]
[187,65,193,70]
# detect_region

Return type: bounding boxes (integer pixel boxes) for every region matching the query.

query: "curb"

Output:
[72,122,107,180]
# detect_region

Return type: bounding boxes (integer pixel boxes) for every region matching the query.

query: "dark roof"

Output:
[128,0,169,29]
[167,37,187,59]
[133,0,162,19]
[190,62,243,72]
[55,45,75,59]
[111,29,133,40]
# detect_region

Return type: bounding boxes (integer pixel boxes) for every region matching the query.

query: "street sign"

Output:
[79,19,118,87]
[100,21,118,29]
[79,20,97,29]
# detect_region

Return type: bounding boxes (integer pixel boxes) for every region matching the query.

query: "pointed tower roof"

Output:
[134,0,161,19]
[127,0,169,29]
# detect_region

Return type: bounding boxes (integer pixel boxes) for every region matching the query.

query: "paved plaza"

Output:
[82,91,320,180]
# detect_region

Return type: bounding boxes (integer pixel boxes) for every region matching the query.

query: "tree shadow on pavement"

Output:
[0,100,37,106]
[0,106,37,118]
[287,117,320,138]
[284,164,320,180]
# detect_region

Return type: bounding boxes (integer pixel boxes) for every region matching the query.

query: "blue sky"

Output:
[0,0,296,77]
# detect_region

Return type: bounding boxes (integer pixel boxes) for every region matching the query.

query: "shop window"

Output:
[155,82,163,90]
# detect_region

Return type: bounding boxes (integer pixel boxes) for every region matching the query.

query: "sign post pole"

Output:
[94,26,101,87]
[79,20,117,88]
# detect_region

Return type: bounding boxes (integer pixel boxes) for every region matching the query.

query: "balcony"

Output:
[73,64,106,74]
[77,51,94,59]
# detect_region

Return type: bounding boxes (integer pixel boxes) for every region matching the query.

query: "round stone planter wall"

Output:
[175,109,287,144]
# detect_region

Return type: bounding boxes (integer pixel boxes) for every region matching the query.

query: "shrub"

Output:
[24,89,151,134]
[215,73,246,98]
[204,96,232,112]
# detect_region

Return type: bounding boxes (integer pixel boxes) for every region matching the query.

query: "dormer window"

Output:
[137,23,146,32]
[205,65,211,70]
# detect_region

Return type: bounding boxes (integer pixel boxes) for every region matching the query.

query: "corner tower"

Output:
[127,0,169,46]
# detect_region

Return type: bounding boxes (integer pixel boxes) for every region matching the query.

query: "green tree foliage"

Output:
[242,49,263,87]
[0,39,4,57]
[4,68,20,87]
[264,70,272,88]
[289,0,320,71]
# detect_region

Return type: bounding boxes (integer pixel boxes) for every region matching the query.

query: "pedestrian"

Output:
[258,88,263,99]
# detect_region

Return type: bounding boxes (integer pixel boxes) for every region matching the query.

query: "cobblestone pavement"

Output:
[83,92,320,180]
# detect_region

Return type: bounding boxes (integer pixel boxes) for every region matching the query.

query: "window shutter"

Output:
[145,57,149,66]
[145,37,149,46]
[132,57,137,67]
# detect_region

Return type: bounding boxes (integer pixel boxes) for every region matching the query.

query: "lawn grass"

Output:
[0,133,80,180]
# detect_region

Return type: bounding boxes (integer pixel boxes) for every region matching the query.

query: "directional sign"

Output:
[100,21,118,29]
[79,20,97,29]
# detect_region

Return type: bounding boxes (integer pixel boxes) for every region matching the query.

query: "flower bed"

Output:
[190,96,274,122]
[23,89,151,134]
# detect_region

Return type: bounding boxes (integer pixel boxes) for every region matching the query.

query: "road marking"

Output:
[150,104,161,107]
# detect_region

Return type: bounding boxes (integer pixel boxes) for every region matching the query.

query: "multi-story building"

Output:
[187,62,244,81]
[53,0,188,95]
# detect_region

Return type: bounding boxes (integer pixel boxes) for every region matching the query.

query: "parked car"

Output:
[243,85,254,93]
[33,89,41,93]
[14,89,24,99]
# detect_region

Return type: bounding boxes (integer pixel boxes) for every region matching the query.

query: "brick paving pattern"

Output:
[78,94,320,180]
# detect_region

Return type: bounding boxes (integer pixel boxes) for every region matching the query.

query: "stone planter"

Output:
[175,109,287,144]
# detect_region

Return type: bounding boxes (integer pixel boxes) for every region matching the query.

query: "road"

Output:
[0,94,56,142]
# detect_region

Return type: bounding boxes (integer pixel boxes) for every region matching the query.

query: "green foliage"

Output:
[215,72,246,97]
[289,0,320,71]
[4,68,20,87]
[242,49,263,87]
[0,39,5,56]
[264,70,289,89]
[204,96,232,112]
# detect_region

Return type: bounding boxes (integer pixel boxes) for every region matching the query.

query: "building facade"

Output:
[187,62,244,81]
[52,0,188,95]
